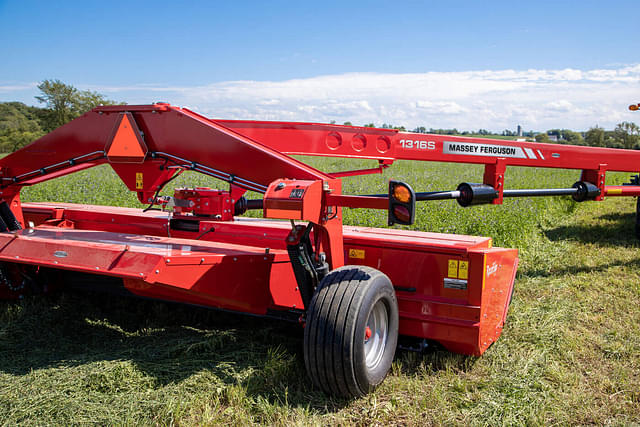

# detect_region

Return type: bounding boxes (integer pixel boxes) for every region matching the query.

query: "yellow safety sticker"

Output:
[447,259,459,278]
[135,172,143,190]
[482,256,487,290]
[348,249,365,259]
[608,188,622,195]
[459,261,469,279]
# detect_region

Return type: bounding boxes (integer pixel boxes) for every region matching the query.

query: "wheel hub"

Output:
[364,299,389,370]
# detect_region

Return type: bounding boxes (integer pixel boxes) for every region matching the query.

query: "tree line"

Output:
[534,124,640,149]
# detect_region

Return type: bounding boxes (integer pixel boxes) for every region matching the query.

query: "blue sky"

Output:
[1,1,639,131]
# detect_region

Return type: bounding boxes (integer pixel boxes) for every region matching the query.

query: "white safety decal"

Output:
[443,141,527,159]
[486,262,498,277]
[524,147,536,159]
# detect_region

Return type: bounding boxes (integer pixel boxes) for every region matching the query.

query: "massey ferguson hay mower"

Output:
[1,103,639,398]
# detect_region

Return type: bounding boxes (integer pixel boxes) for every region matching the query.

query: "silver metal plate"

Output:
[444,278,467,290]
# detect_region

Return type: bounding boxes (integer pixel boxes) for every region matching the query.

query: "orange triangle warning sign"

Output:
[106,113,147,163]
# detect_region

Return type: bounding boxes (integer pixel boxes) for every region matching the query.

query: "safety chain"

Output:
[0,263,25,292]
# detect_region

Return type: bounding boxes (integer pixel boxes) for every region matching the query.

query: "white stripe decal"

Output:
[524,147,537,159]
[537,149,545,159]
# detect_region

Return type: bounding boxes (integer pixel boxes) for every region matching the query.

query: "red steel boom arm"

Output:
[217,119,640,171]
[0,104,331,194]
[217,119,640,202]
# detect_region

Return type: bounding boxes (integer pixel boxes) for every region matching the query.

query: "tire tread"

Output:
[304,265,397,398]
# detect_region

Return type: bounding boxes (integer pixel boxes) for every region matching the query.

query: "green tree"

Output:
[561,129,584,145]
[604,131,624,148]
[35,79,119,131]
[542,129,584,144]
[613,121,640,149]
[429,128,459,135]
[381,123,406,131]
[547,129,561,140]
[535,133,550,143]
[0,102,45,152]
[75,88,117,113]
[35,79,77,130]
[585,126,605,147]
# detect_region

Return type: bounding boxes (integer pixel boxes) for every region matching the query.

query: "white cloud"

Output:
[0,82,38,92]
[415,101,467,115]
[4,65,640,131]
[545,100,575,113]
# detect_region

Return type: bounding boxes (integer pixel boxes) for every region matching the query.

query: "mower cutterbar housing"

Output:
[13,202,516,356]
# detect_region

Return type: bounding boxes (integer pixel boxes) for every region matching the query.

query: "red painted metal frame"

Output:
[0,103,637,357]
[217,119,640,203]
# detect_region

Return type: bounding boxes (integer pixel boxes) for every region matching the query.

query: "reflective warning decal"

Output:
[136,172,143,189]
[348,249,365,259]
[459,261,469,279]
[447,259,459,278]
[106,112,148,163]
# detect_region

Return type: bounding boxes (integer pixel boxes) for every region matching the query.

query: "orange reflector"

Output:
[106,113,148,163]
[392,205,411,223]
[388,179,416,226]
[630,104,639,111]
[393,184,411,203]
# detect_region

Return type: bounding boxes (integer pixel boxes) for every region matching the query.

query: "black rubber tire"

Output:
[303,265,399,398]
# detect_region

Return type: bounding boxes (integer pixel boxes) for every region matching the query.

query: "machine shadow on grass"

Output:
[523,254,640,279]
[544,211,638,247]
[0,292,297,391]
[394,346,476,377]
[0,290,459,410]
[519,211,640,278]
[0,289,469,410]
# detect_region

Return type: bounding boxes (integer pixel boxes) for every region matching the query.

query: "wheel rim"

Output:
[364,299,389,370]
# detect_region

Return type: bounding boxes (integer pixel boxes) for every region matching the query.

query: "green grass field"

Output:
[1,157,639,425]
